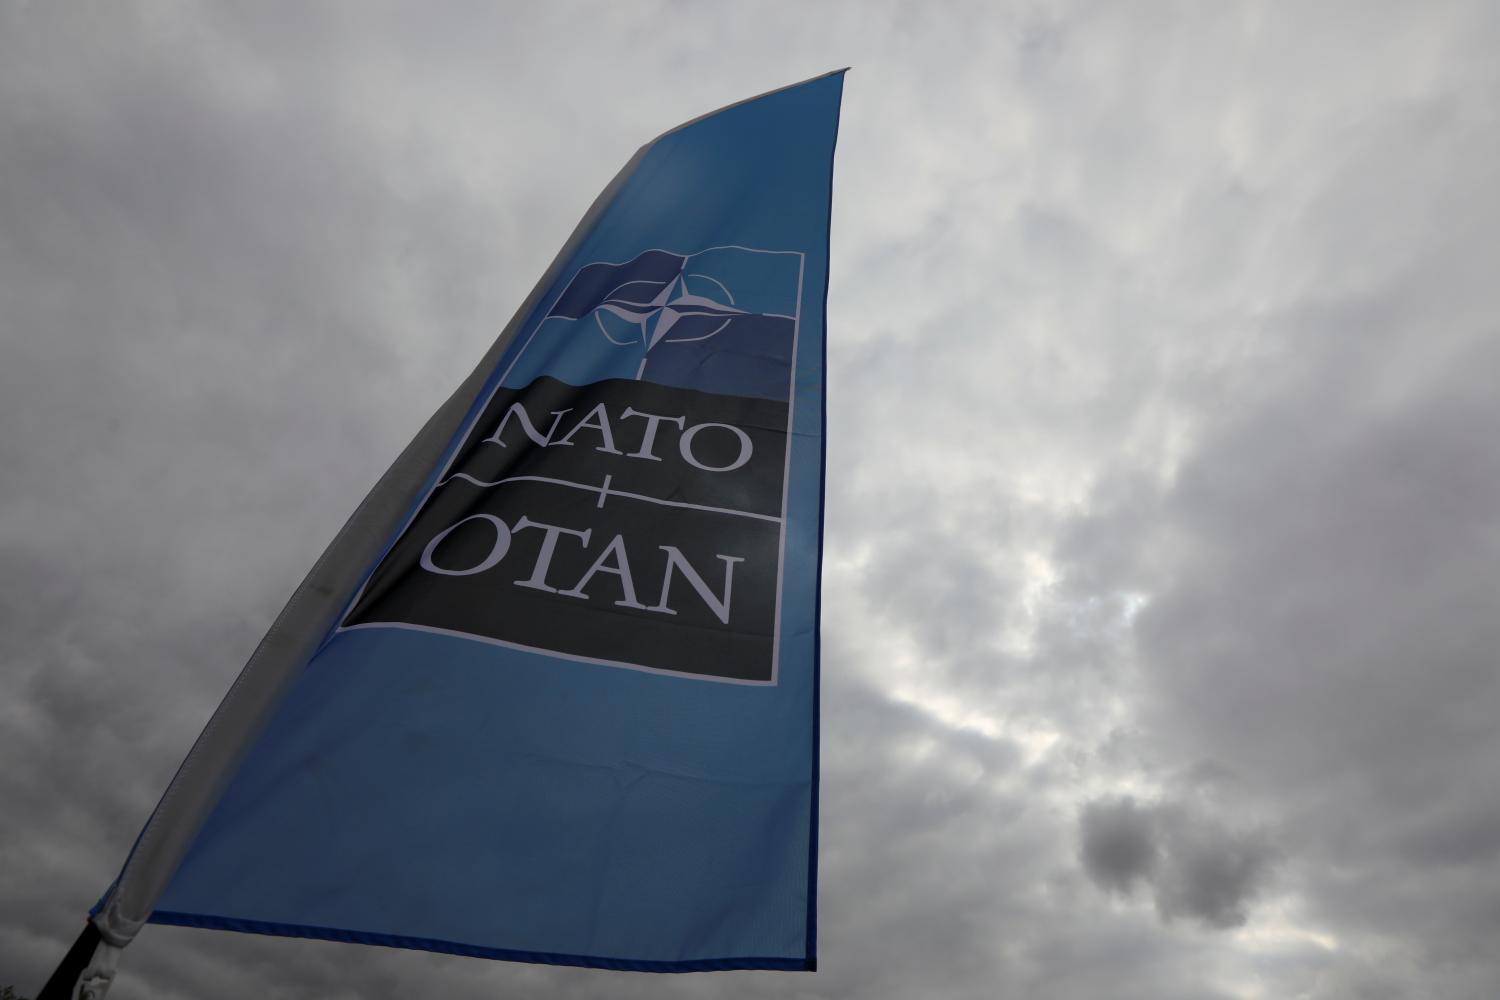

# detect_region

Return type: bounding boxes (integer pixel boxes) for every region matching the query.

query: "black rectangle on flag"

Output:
[342,376,789,682]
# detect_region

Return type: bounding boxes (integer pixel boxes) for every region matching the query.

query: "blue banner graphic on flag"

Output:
[135,72,843,971]
[522,245,804,400]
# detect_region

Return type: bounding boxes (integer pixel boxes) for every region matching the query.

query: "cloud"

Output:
[1080,797,1159,895]
[1150,806,1276,930]
[1080,797,1275,929]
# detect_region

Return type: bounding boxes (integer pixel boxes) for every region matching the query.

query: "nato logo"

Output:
[343,245,807,683]
[502,246,805,402]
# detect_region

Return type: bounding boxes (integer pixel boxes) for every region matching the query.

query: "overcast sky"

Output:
[4,2,1500,998]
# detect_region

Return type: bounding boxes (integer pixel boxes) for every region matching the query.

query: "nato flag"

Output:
[81,70,844,980]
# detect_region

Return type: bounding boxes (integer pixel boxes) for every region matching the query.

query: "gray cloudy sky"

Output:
[4,2,1500,997]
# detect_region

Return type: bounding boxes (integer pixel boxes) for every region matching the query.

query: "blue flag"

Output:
[87,71,843,976]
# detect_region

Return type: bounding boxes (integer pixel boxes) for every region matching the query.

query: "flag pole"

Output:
[36,922,117,1000]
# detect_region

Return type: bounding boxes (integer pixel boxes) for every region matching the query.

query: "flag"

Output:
[83,70,844,977]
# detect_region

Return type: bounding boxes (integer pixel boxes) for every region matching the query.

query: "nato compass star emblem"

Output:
[546,249,749,378]
[541,246,801,400]
[592,272,746,376]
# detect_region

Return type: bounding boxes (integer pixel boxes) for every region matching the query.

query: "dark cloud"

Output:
[1080,798,1274,929]
[1080,797,1158,895]
[1150,806,1275,930]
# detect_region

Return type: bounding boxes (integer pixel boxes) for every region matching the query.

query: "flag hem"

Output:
[804,66,846,975]
[147,911,814,973]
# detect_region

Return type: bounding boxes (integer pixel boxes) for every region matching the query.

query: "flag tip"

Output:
[653,69,848,145]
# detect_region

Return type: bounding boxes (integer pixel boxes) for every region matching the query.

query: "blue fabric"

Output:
[151,73,842,970]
